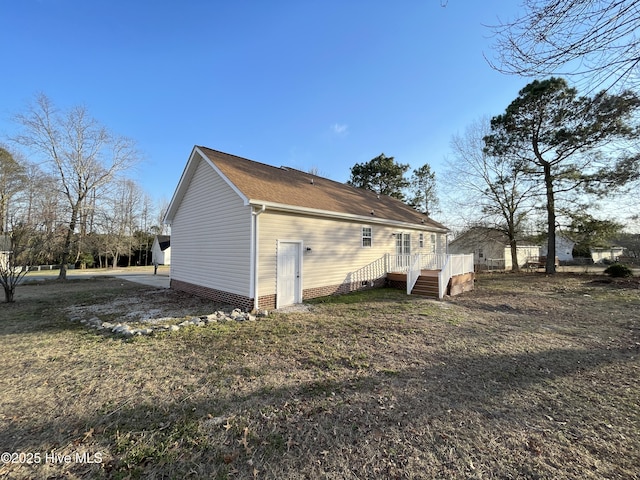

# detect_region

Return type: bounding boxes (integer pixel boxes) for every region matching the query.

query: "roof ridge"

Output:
[198,145,394,198]
[197,146,302,176]
[195,145,448,231]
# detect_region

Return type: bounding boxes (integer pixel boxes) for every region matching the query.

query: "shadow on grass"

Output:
[0,279,151,337]
[2,342,637,479]
[307,286,416,305]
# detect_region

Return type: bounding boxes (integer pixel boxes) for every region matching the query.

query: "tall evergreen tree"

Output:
[407,164,438,216]
[484,78,640,273]
[348,153,409,200]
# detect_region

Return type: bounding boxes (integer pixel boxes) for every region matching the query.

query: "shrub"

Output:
[78,253,95,269]
[603,263,633,278]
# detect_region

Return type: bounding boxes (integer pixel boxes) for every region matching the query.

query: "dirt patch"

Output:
[64,286,231,324]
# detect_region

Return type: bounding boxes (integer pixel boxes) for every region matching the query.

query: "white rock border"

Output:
[77,308,266,337]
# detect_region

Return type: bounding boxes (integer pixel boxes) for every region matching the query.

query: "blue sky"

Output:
[1,1,529,214]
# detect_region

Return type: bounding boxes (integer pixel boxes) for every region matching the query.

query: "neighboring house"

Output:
[164,146,453,310]
[590,246,624,263]
[151,235,171,265]
[448,227,541,270]
[0,235,10,270]
[540,233,575,263]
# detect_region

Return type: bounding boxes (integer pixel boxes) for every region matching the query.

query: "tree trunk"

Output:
[510,239,520,272]
[58,227,73,280]
[544,164,556,274]
[57,206,79,280]
[4,285,14,303]
[128,237,132,267]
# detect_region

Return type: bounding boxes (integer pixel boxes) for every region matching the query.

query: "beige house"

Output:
[164,146,464,310]
[448,227,541,271]
[0,235,10,271]
[590,246,624,264]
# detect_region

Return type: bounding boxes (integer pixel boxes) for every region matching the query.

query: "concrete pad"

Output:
[117,274,170,288]
[22,270,171,289]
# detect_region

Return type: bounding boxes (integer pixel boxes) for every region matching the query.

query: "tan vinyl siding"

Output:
[257,210,442,295]
[171,155,252,296]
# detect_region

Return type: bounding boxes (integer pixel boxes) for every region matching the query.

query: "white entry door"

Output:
[277,241,302,307]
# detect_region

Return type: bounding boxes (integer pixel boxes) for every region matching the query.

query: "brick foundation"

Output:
[171,279,254,311]
[303,277,386,301]
[257,294,277,311]
[170,277,387,311]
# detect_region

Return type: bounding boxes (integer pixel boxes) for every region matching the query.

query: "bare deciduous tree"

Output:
[446,117,538,271]
[0,146,27,234]
[156,198,171,236]
[484,78,640,273]
[487,0,640,91]
[12,93,139,279]
[112,179,142,267]
[0,225,34,302]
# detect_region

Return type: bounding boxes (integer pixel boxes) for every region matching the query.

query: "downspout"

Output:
[252,204,266,311]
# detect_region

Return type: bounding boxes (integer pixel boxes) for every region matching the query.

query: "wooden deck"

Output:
[387,270,474,298]
[388,270,440,297]
[387,270,439,281]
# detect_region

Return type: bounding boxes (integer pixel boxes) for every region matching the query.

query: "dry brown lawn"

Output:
[0,273,638,479]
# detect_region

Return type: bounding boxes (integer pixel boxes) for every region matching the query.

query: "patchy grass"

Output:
[0,273,639,479]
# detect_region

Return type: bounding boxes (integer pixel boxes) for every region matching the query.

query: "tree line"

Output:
[350,0,640,275]
[347,77,640,275]
[0,94,168,294]
[477,0,640,273]
[2,0,639,300]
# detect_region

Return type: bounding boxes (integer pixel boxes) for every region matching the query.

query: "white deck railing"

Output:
[348,255,389,287]
[406,254,422,294]
[349,253,474,299]
[388,254,412,271]
[438,254,474,299]
[388,253,447,273]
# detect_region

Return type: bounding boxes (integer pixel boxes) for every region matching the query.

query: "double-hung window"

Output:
[362,227,372,247]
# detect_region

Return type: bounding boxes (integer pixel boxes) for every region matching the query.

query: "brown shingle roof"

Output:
[155,235,170,250]
[197,146,447,230]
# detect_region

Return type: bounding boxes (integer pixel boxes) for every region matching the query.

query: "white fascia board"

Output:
[164,147,199,224]
[164,146,249,224]
[248,200,448,233]
[196,147,250,205]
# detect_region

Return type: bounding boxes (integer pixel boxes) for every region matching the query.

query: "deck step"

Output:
[411,275,439,297]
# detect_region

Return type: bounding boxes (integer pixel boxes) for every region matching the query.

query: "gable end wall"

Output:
[170,155,252,297]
